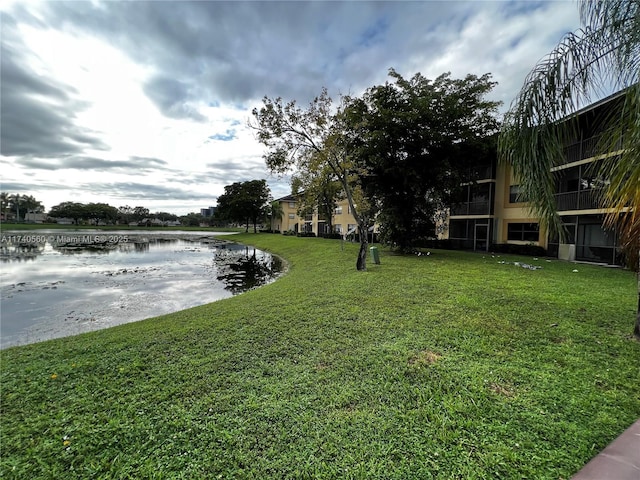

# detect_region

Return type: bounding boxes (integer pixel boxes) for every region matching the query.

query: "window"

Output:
[288,213,295,219]
[335,206,343,214]
[507,223,539,242]
[334,224,343,233]
[448,220,469,239]
[509,185,526,203]
[347,224,357,233]
[288,202,295,208]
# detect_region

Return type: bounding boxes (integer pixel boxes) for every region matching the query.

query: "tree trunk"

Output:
[330,160,371,271]
[356,225,368,271]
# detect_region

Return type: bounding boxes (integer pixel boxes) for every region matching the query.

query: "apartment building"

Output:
[444,90,627,266]
[270,194,358,236]
[269,92,628,262]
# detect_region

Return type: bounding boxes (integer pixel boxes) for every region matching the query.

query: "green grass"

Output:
[1,234,638,479]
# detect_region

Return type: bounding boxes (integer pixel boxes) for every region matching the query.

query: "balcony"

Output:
[461,164,495,182]
[560,134,622,166]
[554,189,601,211]
[450,201,492,216]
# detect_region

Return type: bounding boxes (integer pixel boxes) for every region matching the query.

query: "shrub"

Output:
[321,233,343,240]
[417,238,455,250]
[490,243,547,257]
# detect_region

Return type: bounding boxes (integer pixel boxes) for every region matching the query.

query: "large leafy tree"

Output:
[49,202,86,224]
[498,0,639,338]
[344,70,501,251]
[48,202,118,225]
[132,206,150,222]
[180,212,205,227]
[251,90,374,270]
[153,211,178,222]
[243,180,271,233]
[84,203,119,225]
[217,180,270,233]
[118,205,134,224]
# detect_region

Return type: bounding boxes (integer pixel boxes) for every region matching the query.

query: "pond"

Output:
[0,230,284,349]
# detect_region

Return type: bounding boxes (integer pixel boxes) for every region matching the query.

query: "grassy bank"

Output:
[1,234,638,479]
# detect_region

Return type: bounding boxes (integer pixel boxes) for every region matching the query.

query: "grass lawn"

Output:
[1,234,638,479]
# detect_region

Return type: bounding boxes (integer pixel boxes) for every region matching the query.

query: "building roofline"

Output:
[568,86,631,119]
[275,194,297,202]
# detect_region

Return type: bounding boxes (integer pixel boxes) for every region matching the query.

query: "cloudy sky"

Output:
[1,0,583,215]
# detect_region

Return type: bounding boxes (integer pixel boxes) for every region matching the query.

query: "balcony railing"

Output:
[471,165,494,180]
[555,191,578,210]
[450,201,492,216]
[460,164,495,182]
[554,189,601,211]
[560,134,623,166]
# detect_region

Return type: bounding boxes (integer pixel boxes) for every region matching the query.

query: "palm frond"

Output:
[597,84,640,267]
[499,0,640,241]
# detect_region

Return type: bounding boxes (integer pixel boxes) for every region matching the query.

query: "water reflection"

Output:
[0,243,45,262]
[0,231,283,348]
[215,245,284,293]
[0,232,160,261]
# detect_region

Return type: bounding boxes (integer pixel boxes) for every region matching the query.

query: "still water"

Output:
[0,231,283,349]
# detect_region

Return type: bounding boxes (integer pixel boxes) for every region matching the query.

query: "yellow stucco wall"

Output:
[493,164,548,248]
[271,197,357,235]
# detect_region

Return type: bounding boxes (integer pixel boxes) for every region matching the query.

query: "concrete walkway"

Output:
[571,419,640,480]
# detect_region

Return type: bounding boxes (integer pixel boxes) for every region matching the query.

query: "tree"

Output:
[244,180,271,233]
[180,212,205,227]
[216,182,243,228]
[498,0,639,338]
[84,203,119,225]
[49,202,86,224]
[48,202,118,225]
[216,180,271,233]
[153,212,178,222]
[344,70,501,251]
[2,193,44,221]
[251,89,374,270]
[118,205,133,224]
[0,192,10,219]
[132,206,150,222]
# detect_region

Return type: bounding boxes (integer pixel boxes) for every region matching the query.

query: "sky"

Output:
[1,0,584,216]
